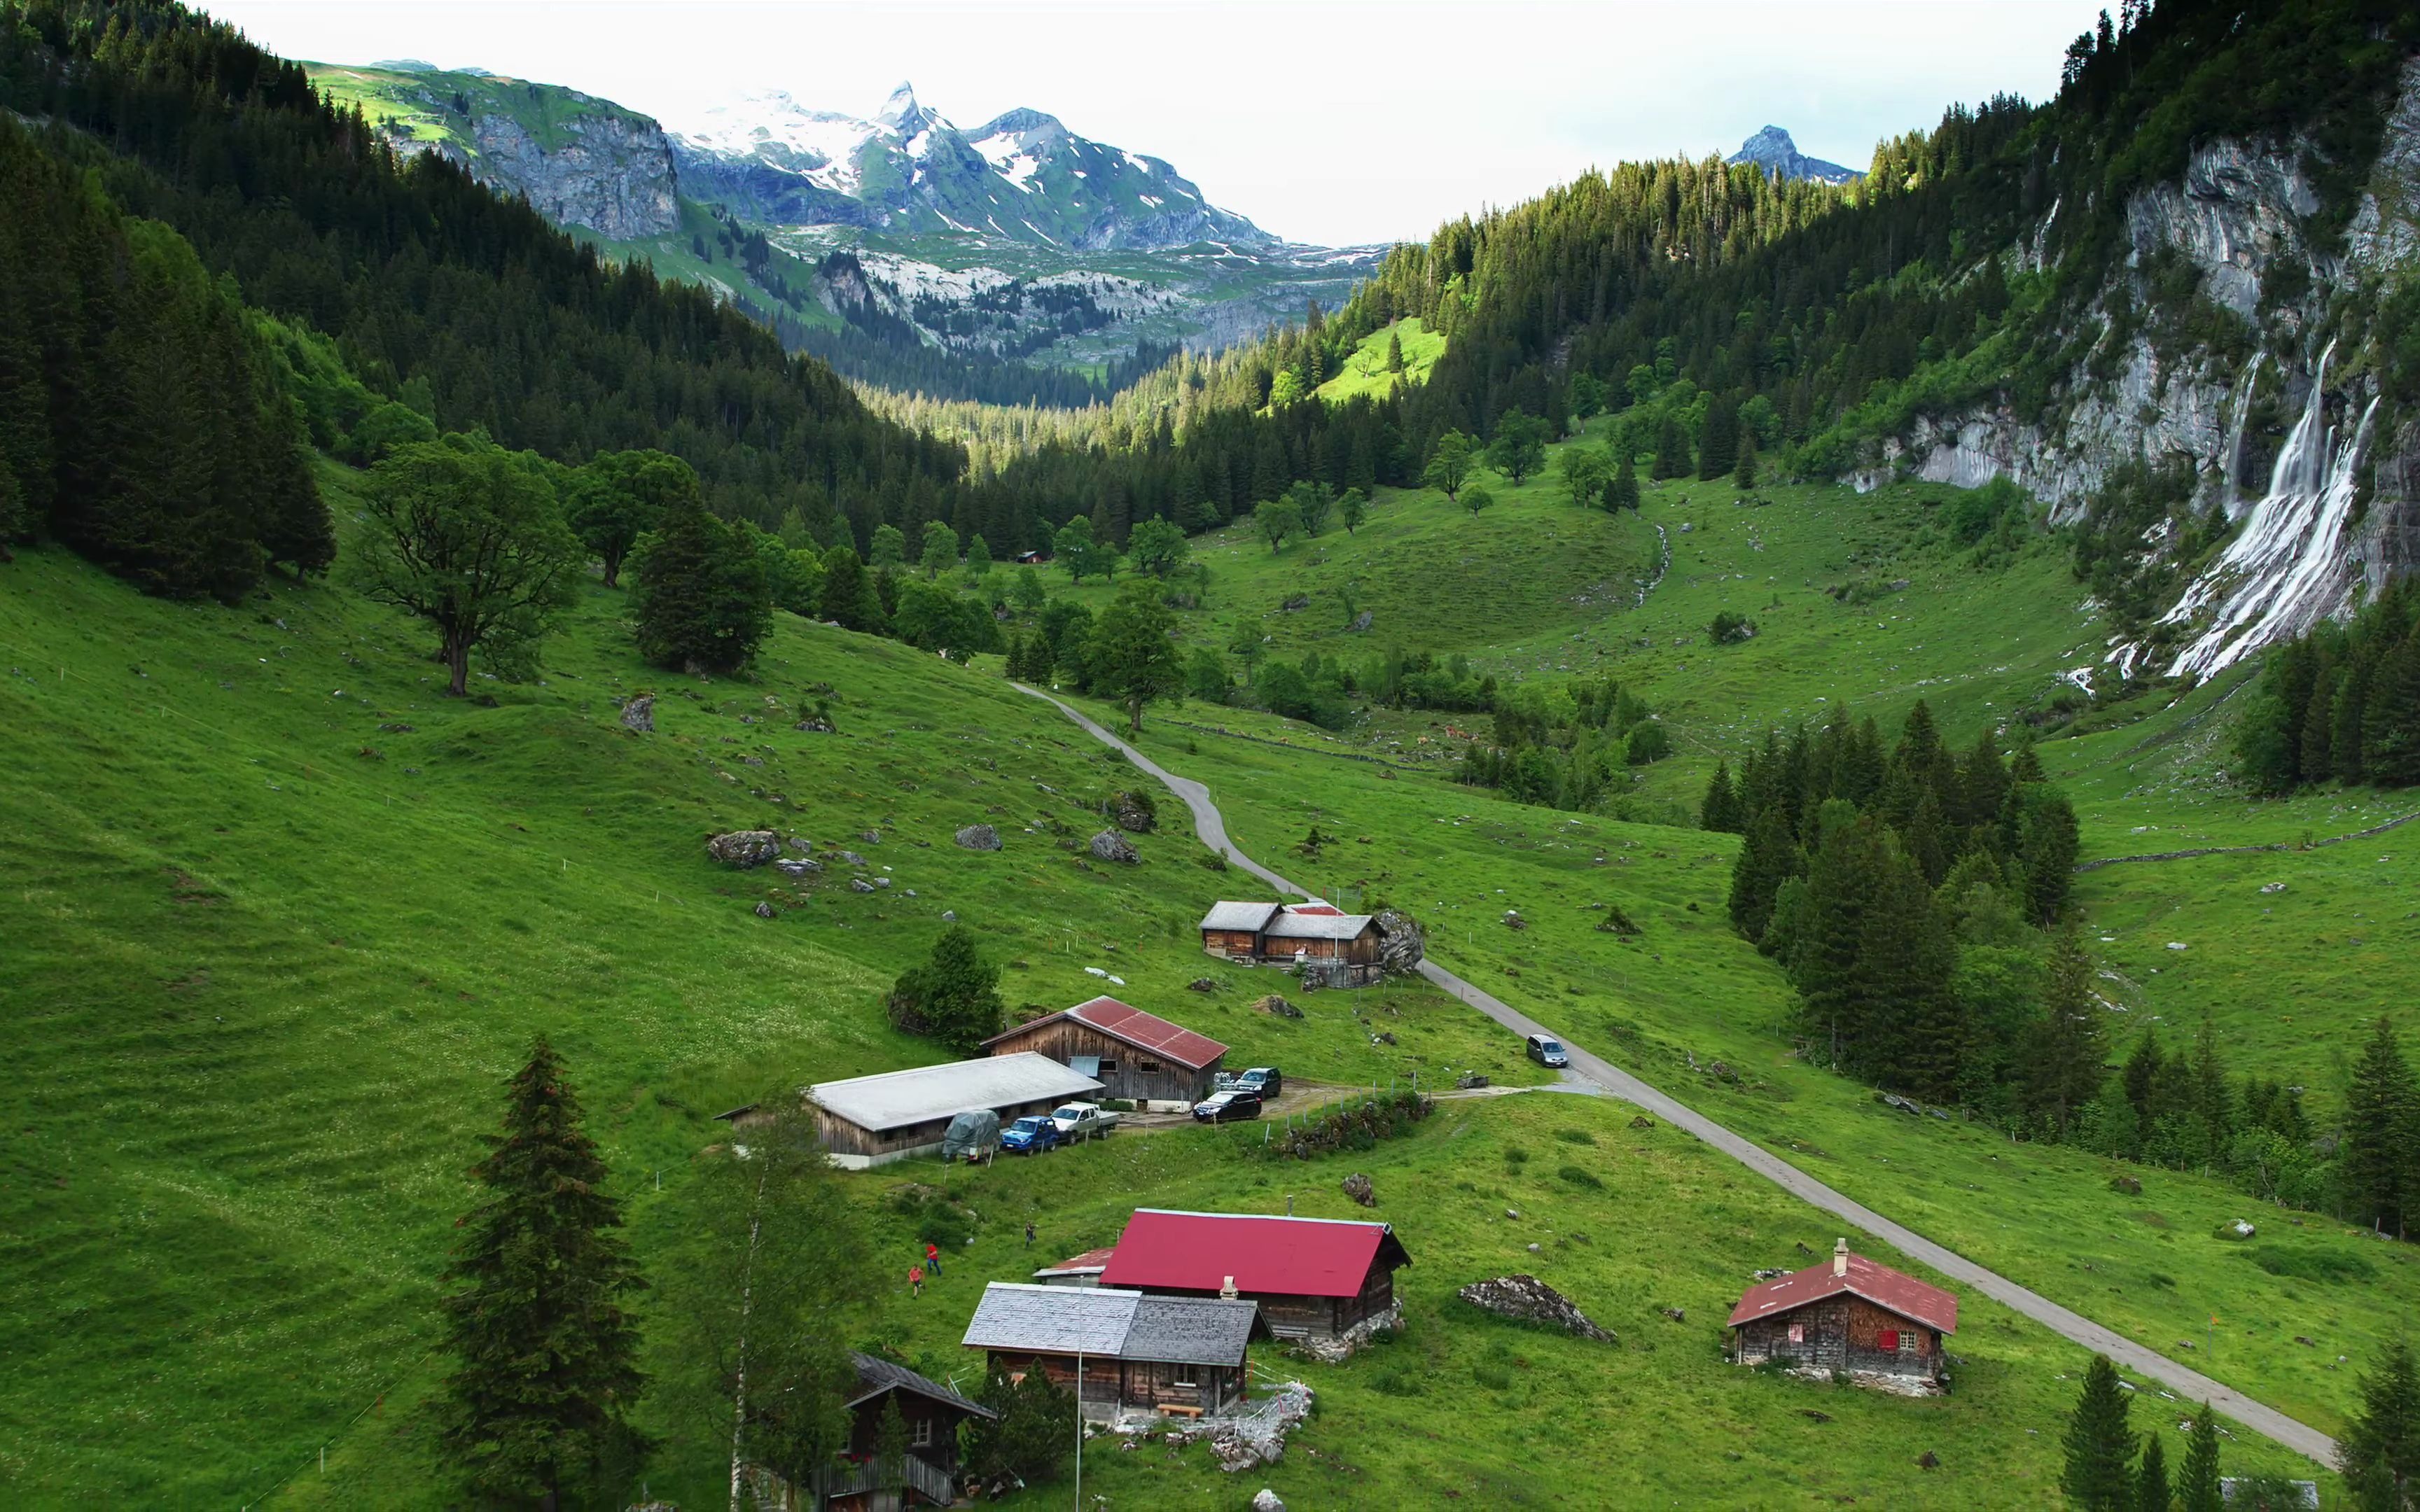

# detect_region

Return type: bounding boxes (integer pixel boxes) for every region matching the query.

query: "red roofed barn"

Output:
[1099,1209,1411,1346]
[1725,1239,1958,1391]
[982,996,1228,1107]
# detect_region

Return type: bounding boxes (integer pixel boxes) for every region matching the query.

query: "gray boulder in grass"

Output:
[954,824,1002,851]
[620,694,655,732]
[707,830,781,868]
[1088,830,1139,864]
[1457,1275,1615,1343]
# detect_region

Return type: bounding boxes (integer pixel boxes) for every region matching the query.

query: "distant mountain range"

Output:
[1726,125,1862,185]
[669,83,1277,253]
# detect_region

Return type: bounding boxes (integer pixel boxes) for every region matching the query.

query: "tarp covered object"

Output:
[942,1108,1000,1161]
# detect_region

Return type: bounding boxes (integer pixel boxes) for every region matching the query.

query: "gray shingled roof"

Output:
[809,1052,1104,1133]
[1263,911,1375,942]
[961,1283,1256,1366]
[1123,1294,1262,1366]
[846,1351,996,1420]
[1199,901,1281,932]
[963,1283,1138,1356]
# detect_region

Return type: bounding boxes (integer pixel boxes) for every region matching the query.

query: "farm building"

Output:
[1725,1240,1958,1392]
[1031,1247,1115,1287]
[961,1282,1264,1420]
[981,996,1228,1106]
[1097,1209,1410,1345]
[1197,901,1388,985]
[804,1352,996,1508]
[808,1053,1102,1169]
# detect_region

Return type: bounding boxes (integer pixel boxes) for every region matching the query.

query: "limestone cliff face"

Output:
[466,109,678,241]
[1889,55,2420,678]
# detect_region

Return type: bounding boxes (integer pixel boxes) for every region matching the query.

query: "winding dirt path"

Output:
[1013,682,2340,1468]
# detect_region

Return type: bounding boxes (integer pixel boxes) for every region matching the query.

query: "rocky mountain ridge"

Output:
[308,62,679,240]
[666,82,1277,253]
[1727,125,1861,184]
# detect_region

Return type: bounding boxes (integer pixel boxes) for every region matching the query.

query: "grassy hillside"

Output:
[7,423,2412,1506]
[1315,316,1445,404]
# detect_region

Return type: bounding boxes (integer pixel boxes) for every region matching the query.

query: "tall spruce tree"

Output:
[2344,1018,2416,1237]
[1701,761,1744,834]
[2060,1355,2137,1511]
[2026,923,2107,1137]
[887,925,1006,1055]
[2136,1429,2171,1512]
[441,1036,649,1508]
[1850,836,1961,1098]
[630,495,773,673]
[1727,802,1802,943]
[2341,1338,2420,1512]
[2177,1401,2223,1512]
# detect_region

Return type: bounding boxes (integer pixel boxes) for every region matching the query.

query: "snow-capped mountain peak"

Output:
[669,86,1277,251]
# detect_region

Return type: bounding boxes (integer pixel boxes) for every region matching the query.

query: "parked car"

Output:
[1232,1066,1283,1099]
[1525,1034,1569,1068]
[1192,1090,1264,1124]
[1000,1114,1063,1154]
[1048,1102,1120,1141]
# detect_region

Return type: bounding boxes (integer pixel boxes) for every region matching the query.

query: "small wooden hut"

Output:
[806,1352,995,1508]
[1725,1240,1958,1392]
[981,996,1228,1106]
[961,1282,1263,1420]
[1197,902,1385,985]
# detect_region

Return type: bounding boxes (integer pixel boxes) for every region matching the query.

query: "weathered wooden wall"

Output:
[985,1018,1220,1104]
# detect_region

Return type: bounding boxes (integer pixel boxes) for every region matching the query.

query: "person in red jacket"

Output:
[924,1240,943,1277]
[908,1264,924,1298]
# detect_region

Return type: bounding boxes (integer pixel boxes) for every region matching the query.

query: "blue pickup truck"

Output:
[999,1114,1063,1156]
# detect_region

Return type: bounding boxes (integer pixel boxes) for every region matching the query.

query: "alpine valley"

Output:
[11,3,2420,1511]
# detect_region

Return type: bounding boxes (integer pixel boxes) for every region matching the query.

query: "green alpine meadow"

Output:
[6,1,2420,1507]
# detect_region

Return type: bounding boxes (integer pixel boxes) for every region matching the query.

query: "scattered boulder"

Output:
[1349,610,1375,633]
[1279,594,1312,612]
[793,713,836,734]
[1088,830,1140,864]
[1456,1275,1615,1343]
[1253,1492,1285,1512]
[1629,1115,1656,1130]
[620,694,655,732]
[753,901,775,919]
[2110,1174,2143,1196]
[1503,910,1529,931]
[2218,1219,2257,1240]
[1662,1306,1685,1323]
[1252,994,1302,1020]
[942,910,957,923]
[1342,1172,1375,1208]
[1595,906,1642,936]
[1801,1410,1833,1424]
[1375,1030,1397,1045]
[774,858,822,878]
[850,877,875,893]
[1456,1072,1490,1089]
[872,877,892,889]
[861,829,882,844]
[839,850,868,867]
[954,824,1003,851]
[1372,909,1426,973]
[1187,978,1218,992]
[1106,789,1157,833]
[706,830,782,869]
[2260,882,2287,895]
[1918,1450,1940,1471]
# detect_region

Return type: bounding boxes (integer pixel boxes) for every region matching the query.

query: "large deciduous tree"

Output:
[566,449,694,588]
[1090,580,1185,736]
[1422,430,1475,501]
[441,1036,650,1508]
[348,437,583,696]
[1127,515,1190,578]
[1486,409,1549,484]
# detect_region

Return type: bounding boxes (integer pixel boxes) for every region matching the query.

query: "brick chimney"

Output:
[1833,1238,1849,1277]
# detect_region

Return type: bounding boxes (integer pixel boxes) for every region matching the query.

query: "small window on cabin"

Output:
[1172,1369,1196,1387]
[1900,1331,1918,1353]
[1097,1059,1119,1073]
[1786,1323,1804,1345]
[1877,1329,1900,1352]
[1140,1059,1162,1073]
[911,1415,934,1447]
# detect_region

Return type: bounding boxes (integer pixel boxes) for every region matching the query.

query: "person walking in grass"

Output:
[1024,1221,1035,1247]
[909,1264,924,1298]
[925,1240,943,1278]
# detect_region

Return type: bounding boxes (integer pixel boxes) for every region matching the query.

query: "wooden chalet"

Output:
[1097,1209,1410,1343]
[961,1282,1264,1420]
[1197,901,1385,985]
[981,996,1228,1106]
[1725,1240,1958,1391]
[808,1053,1103,1169]
[805,1352,996,1509]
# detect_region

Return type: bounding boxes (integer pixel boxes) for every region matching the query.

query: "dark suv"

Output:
[1191,1089,1264,1124]
[1233,1066,1283,1098]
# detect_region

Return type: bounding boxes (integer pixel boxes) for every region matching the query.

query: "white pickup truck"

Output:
[1048,1102,1120,1141]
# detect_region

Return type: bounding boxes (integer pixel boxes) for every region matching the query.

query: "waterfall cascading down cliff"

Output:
[2132,340,2383,680]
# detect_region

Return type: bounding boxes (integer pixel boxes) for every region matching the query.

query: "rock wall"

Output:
[1891,55,2420,676]
[384,108,679,241]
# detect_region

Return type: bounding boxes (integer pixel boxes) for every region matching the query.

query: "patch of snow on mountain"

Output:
[672,91,881,195]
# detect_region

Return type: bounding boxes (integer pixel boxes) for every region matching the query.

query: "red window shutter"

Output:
[1877,1329,1899,1352]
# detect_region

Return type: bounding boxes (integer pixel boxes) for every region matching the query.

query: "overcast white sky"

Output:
[207,1,2108,247]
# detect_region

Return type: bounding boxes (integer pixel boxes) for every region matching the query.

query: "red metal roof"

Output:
[1725,1251,1959,1335]
[1033,1247,1116,1278]
[1098,1209,1410,1298]
[1288,903,1344,916]
[982,997,1229,1072]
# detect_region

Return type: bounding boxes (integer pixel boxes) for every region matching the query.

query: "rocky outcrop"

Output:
[954,824,1001,850]
[619,694,654,732]
[706,830,781,868]
[1087,830,1139,864]
[1456,1275,1615,1342]
[468,109,678,239]
[1372,909,1426,974]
